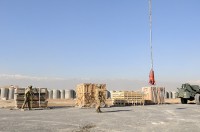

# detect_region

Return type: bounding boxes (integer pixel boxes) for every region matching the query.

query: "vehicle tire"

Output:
[195,94,200,105]
[181,98,188,104]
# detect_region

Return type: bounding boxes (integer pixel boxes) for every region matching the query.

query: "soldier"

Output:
[21,85,34,110]
[95,84,105,113]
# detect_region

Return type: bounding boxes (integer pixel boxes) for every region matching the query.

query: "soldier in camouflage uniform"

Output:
[95,85,105,113]
[21,85,34,110]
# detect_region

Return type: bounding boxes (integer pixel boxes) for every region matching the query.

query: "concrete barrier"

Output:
[106,90,111,99]
[65,89,74,99]
[1,88,9,100]
[53,90,59,99]
[60,90,65,99]
[168,91,172,99]
[8,87,14,100]
[48,90,53,99]
[165,91,169,99]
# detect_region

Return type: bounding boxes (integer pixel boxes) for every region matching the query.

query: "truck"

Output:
[176,83,200,104]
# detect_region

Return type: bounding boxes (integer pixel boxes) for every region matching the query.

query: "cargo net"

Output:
[14,88,48,109]
[142,87,165,105]
[75,83,107,108]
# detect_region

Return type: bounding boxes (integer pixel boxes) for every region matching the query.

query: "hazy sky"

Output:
[0,0,200,90]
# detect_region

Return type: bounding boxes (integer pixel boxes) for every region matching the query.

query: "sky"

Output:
[0,0,200,90]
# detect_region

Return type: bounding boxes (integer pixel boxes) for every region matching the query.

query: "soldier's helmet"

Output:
[28,85,33,89]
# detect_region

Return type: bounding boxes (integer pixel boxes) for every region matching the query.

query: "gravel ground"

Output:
[1,104,200,132]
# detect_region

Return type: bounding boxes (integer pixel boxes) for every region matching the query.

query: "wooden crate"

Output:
[111,91,145,106]
[14,88,48,108]
[76,83,107,107]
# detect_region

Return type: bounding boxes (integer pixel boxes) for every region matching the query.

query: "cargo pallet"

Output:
[111,91,145,106]
[14,88,48,109]
[76,83,107,108]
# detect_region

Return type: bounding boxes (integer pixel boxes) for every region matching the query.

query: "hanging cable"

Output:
[149,0,153,69]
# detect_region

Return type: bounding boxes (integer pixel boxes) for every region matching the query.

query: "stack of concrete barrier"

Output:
[0,88,9,100]
[14,88,48,108]
[165,91,177,99]
[142,86,165,104]
[0,86,15,100]
[47,89,76,99]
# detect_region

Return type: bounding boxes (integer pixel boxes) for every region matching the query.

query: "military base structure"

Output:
[0,84,179,109]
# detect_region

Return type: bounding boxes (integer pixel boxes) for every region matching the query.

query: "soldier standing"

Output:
[95,85,105,113]
[21,85,34,110]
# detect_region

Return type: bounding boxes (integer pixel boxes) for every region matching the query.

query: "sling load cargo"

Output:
[148,0,155,85]
[149,69,155,85]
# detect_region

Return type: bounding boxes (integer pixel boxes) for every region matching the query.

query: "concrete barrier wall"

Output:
[1,88,9,100]
[48,90,53,99]
[165,91,169,99]
[60,90,65,99]
[8,87,14,100]
[0,87,78,100]
[168,91,172,99]
[14,89,17,100]
[65,89,74,99]
[106,90,111,99]
[53,90,59,99]
[165,91,177,99]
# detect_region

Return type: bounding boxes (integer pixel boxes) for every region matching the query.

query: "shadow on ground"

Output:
[103,110,132,113]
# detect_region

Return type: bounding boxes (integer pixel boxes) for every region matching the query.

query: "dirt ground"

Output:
[1,103,200,132]
[0,99,76,109]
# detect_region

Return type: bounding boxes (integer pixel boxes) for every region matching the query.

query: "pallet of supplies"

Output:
[75,83,107,108]
[111,91,145,106]
[14,88,48,108]
[142,86,165,104]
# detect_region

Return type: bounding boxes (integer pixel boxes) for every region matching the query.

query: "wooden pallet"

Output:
[111,91,145,106]
[76,83,107,107]
[14,88,48,108]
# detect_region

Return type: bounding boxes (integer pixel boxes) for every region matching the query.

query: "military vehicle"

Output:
[176,83,200,104]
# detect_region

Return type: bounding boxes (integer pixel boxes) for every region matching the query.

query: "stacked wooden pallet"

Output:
[111,91,145,106]
[76,83,107,108]
[142,86,165,104]
[14,88,48,108]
